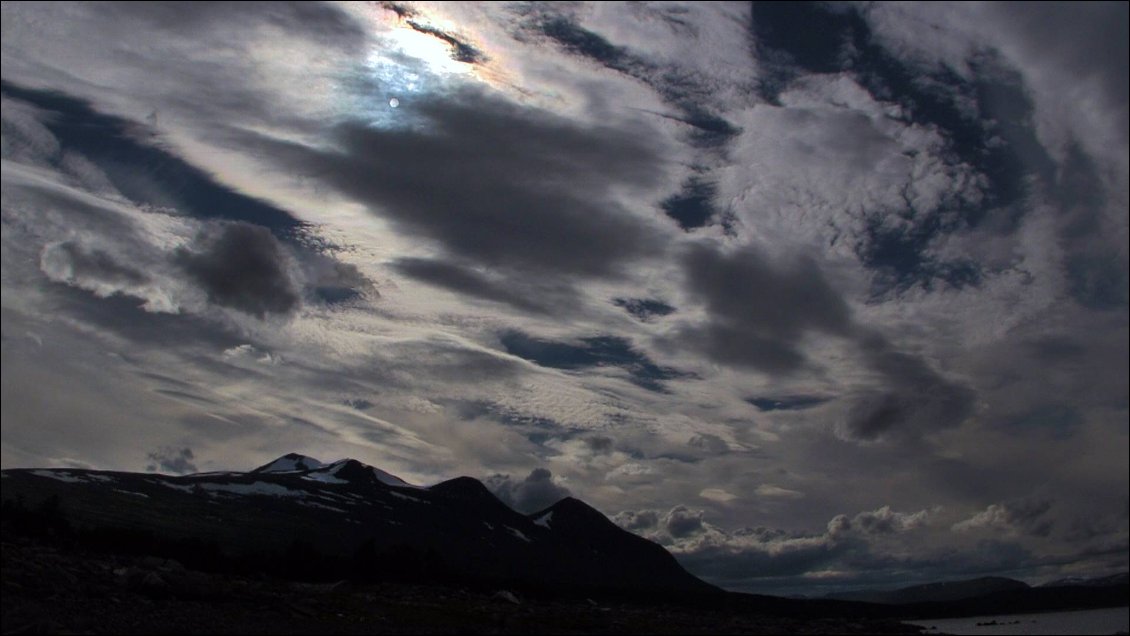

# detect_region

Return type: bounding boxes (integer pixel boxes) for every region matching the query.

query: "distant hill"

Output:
[824,573,1128,620]
[1038,572,1129,588]
[0,454,716,596]
[829,576,1030,604]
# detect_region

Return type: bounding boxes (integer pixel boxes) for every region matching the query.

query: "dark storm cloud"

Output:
[613,509,660,533]
[500,330,693,393]
[343,398,374,411]
[176,222,300,318]
[678,243,852,374]
[0,82,303,234]
[391,257,551,314]
[245,87,667,279]
[145,446,197,475]
[1066,252,1129,311]
[484,468,571,514]
[1003,498,1055,538]
[613,298,676,322]
[311,284,360,306]
[584,435,614,455]
[687,433,729,455]
[48,283,246,350]
[663,505,706,538]
[843,333,976,441]
[679,241,974,438]
[289,233,377,306]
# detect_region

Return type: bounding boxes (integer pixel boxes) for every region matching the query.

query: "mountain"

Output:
[0,455,716,596]
[250,452,325,474]
[829,576,1030,604]
[824,574,1128,619]
[1038,572,1129,588]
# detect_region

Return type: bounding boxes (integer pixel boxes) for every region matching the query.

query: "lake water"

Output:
[907,606,1129,635]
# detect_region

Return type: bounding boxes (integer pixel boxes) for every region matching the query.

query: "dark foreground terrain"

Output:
[1,539,920,635]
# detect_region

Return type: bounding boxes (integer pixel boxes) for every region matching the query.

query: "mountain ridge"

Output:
[0,453,717,596]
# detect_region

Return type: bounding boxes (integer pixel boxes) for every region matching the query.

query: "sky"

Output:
[0,1,1126,596]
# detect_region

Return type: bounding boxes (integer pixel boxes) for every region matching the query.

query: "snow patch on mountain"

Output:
[533,511,554,529]
[388,491,429,504]
[320,458,421,489]
[297,500,347,512]
[29,470,117,484]
[302,471,348,485]
[31,470,88,483]
[372,467,420,488]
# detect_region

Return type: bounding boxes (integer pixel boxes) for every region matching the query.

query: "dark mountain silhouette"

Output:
[1038,572,1128,588]
[829,576,1030,604]
[0,454,715,596]
[823,574,1128,620]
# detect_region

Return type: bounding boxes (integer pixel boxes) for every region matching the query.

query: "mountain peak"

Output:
[547,496,599,514]
[317,458,416,488]
[252,453,324,473]
[250,454,416,488]
[534,497,616,528]
[429,476,496,499]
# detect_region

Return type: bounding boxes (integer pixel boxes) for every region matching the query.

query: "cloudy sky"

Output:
[1,1,1126,595]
